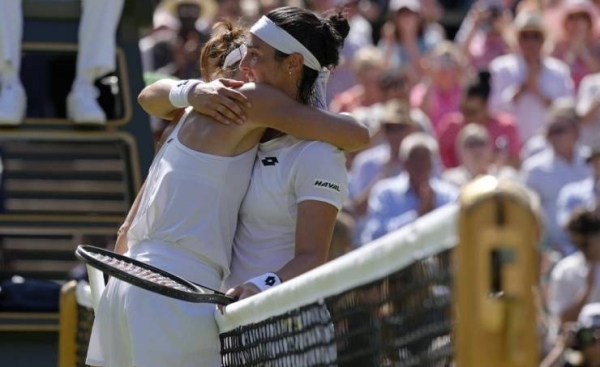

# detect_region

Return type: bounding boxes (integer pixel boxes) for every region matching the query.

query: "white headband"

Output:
[250,16,322,71]
[249,15,330,110]
[223,44,247,68]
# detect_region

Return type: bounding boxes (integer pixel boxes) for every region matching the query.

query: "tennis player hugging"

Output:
[86,5,369,367]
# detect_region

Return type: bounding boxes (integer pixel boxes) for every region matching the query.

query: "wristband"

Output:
[244,272,282,292]
[168,79,202,108]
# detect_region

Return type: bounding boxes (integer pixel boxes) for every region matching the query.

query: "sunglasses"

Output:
[547,125,573,136]
[383,123,411,132]
[464,139,488,149]
[519,32,544,41]
[567,12,591,21]
[462,107,483,117]
[381,79,407,90]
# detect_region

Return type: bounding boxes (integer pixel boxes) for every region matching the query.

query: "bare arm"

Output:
[114,181,145,255]
[242,83,370,152]
[226,201,338,300]
[138,79,186,121]
[276,201,337,281]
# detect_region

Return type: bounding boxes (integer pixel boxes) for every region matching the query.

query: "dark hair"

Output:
[378,68,409,90]
[465,70,492,101]
[567,208,600,251]
[200,20,247,81]
[266,6,349,105]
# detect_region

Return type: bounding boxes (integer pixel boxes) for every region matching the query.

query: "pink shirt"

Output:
[411,83,463,135]
[437,112,522,169]
[553,40,600,89]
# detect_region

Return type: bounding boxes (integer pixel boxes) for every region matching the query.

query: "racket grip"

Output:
[87,265,106,312]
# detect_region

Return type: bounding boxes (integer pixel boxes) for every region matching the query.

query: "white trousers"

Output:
[0,0,124,83]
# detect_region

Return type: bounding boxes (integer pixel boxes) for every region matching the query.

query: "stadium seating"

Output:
[0,2,155,366]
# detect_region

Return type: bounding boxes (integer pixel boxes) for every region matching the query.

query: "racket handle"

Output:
[87,265,106,312]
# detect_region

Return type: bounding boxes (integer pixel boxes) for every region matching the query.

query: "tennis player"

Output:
[140,8,356,300]
[87,7,361,367]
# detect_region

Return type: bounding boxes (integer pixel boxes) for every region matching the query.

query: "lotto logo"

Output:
[265,276,277,286]
[261,157,279,166]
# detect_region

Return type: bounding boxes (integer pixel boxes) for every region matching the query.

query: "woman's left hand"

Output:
[188,79,251,125]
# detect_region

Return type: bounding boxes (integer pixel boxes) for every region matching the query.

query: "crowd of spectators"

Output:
[139,0,600,363]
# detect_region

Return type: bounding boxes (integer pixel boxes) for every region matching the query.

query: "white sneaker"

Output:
[67,83,106,126]
[0,82,26,126]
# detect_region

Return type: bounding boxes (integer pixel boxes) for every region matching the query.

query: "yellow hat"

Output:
[381,100,415,126]
[161,0,216,21]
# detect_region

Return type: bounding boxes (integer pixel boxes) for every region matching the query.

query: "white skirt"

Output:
[86,249,222,367]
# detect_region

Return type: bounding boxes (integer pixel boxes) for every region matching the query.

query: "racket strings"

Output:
[90,253,197,293]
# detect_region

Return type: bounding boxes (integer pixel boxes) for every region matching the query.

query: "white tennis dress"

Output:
[86,110,257,367]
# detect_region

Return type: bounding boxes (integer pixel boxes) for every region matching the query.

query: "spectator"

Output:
[0,0,124,125]
[143,1,220,77]
[329,45,385,113]
[159,0,215,80]
[553,0,600,88]
[521,99,591,255]
[326,0,374,102]
[489,10,574,143]
[550,0,600,89]
[547,209,600,343]
[411,41,469,134]
[577,72,600,148]
[361,132,458,243]
[542,303,600,367]
[419,0,446,41]
[455,0,518,46]
[557,144,600,252]
[442,123,517,188]
[349,100,420,219]
[437,70,521,168]
[377,0,443,74]
[352,68,434,142]
[212,0,242,23]
[460,1,512,71]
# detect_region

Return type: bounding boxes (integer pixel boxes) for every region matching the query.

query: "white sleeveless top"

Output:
[127,109,258,281]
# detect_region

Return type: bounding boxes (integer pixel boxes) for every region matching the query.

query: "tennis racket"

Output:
[75,245,235,305]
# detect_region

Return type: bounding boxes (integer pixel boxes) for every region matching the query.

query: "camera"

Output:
[488,5,502,19]
[572,327,600,350]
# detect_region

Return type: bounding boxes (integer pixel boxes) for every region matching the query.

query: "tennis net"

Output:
[217,204,458,367]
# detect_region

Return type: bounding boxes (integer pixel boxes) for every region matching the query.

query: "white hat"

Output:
[514,10,546,34]
[389,0,421,13]
[578,303,600,328]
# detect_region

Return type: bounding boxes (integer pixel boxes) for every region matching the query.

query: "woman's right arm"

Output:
[241,83,371,152]
[114,181,145,254]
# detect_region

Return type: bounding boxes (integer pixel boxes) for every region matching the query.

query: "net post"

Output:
[455,175,540,367]
[58,280,78,367]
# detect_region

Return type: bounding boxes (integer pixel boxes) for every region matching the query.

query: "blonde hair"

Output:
[351,46,385,75]
[428,41,467,68]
